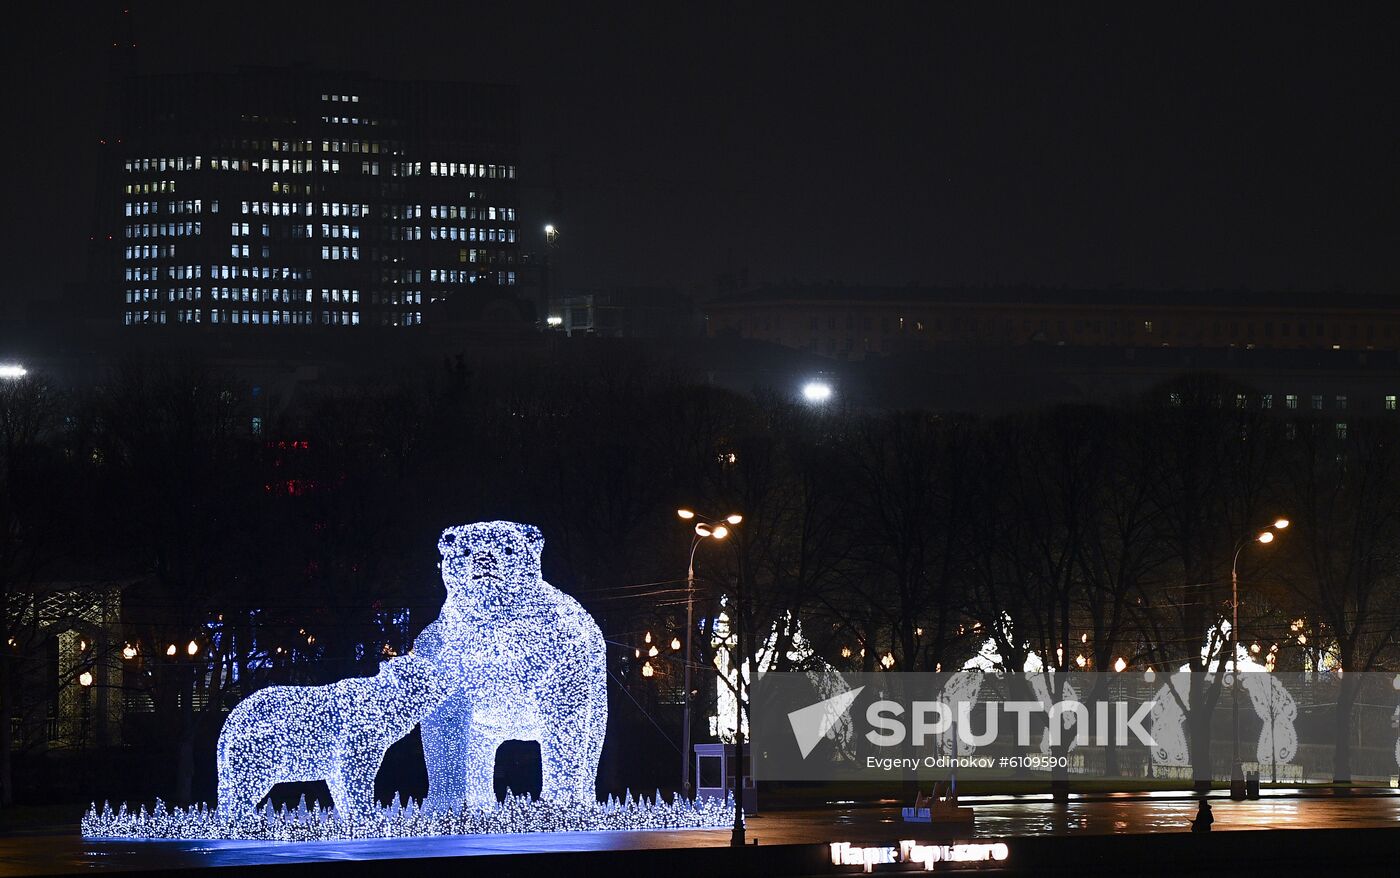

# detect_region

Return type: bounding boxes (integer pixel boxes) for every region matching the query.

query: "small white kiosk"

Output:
[694,742,756,814]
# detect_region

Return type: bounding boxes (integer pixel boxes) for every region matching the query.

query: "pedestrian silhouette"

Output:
[1191,797,1214,832]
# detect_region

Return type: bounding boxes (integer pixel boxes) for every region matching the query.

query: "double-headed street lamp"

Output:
[676,508,742,802]
[1229,517,1289,799]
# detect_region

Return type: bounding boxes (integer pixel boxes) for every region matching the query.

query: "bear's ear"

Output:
[438,526,461,557]
[520,524,544,560]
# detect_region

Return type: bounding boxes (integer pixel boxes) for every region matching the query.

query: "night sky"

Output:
[6,2,1399,309]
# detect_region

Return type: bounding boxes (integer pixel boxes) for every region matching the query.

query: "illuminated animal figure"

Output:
[415,521,608,811]
[1148,671,1298,772]
[216,654,452,819]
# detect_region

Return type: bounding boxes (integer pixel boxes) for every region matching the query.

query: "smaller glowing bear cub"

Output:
[216,654,452,819]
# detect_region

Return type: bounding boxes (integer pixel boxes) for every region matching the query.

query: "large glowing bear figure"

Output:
[415,521,608,810]
[216,654,451,819]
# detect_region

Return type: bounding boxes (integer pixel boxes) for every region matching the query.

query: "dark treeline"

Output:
[4,351,1400,807]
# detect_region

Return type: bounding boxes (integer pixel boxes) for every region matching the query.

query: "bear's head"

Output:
[437,520,545,614]
[378,654,453,725]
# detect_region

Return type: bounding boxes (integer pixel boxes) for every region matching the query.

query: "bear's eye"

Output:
[442,533,456,545]
[461,548,471,558]
[503,546,515,556]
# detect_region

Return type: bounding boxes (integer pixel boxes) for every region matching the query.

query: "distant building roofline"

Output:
[708,284,1400,311]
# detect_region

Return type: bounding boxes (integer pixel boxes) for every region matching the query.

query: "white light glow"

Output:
[89,520,681,841]
[0,364,27,379]
[217,652,452,819]
[415,521,608,811]
[212,521,608,821]
[802,381,833,403]
[82,791,733,840]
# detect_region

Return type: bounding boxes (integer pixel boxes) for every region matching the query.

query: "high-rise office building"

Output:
[106,67,521,329]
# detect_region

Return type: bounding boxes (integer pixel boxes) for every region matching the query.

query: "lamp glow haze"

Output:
[802,380,833,403]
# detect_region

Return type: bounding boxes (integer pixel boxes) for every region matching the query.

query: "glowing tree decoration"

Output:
[1148,673,1195,768]
[216,654,453,819]
[1240,673,1299,769]
[82,791,735,840]
[1032,674,1082,757]
[415,521,608,810]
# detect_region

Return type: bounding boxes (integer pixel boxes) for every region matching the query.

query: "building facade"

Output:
[706,286,1400,361]
[106,67,522,329]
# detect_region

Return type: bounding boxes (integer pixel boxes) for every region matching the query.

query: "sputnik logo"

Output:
[788,686,864,758]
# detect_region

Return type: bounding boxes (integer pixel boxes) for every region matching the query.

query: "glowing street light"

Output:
[122,644,137,660]
[641,661,654,678]
[676,507,743,802]
[802,380,833,404]
[187,640,199,656]
[1229,516,1290,798]
[1114,657,1127,673]
[166,644,177,656]
[78,671,94,687]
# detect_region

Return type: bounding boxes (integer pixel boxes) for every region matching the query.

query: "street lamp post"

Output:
[676,509,741,802]
[731,555,746,848]
[1229,518,1289,799]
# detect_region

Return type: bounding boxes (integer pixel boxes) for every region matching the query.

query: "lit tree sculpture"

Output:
[415,521,608,810]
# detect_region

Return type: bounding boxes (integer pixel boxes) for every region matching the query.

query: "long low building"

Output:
[705,285,1400,360]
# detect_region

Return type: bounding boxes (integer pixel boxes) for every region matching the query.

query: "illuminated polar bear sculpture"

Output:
[415,521,608,811]
[216,654,452,819]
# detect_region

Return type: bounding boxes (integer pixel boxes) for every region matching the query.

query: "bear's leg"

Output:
[461,726,504,808]
[325,770,352,820]
[218,772,273,819]
[540,669,607,803]
[331,752,381,822]
[421,691,474,812]
[217,742,276,818]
